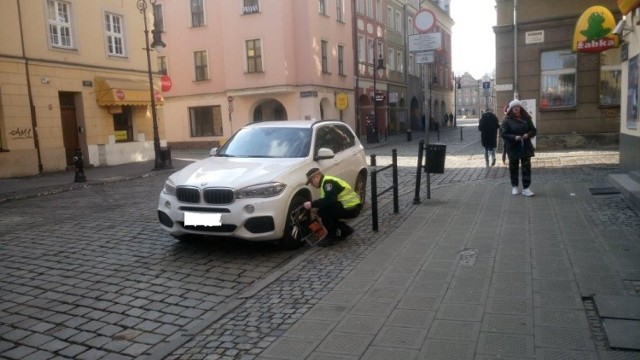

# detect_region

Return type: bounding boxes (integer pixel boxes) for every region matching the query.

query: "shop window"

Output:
[600,48,622,106]
[189,106,223,137]
[113,106,133,142]
[540,49,576,109]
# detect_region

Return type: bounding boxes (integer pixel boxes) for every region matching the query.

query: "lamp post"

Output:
[453,75,460,127]
[137,0,167,170]
[369,37,385,144]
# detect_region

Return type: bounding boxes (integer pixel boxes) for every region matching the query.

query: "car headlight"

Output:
[163,179,177,196]
[236,182,286,199]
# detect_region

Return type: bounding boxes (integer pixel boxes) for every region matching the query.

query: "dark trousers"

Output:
[317,201,362,236]
[508,156,532,188]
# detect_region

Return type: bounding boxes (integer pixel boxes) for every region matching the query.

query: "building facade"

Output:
[0,0,167,178]
[494,0,623,150]
[157,0,356,149]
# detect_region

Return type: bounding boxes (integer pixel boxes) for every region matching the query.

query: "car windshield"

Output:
[217,127,312,158]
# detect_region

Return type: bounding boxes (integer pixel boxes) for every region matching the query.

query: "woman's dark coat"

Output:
[478,112,500,148]
[500,115,537,159]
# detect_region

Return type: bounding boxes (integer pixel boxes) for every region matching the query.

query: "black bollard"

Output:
[73,148,87,183]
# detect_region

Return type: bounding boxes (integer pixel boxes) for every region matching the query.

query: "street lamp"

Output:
[453,75,461,127]
[369,37,385,144]
[137,0,167,170]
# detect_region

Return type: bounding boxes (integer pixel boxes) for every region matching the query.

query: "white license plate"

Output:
[184,212,222,227]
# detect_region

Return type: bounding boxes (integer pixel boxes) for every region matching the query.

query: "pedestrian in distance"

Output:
[501,99,537,196]
[478,110,500,167]
[449,113,454,127]
[304,168,362,246]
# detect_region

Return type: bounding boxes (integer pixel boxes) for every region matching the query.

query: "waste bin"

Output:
[425,143,446,174]
[159,146,172,168]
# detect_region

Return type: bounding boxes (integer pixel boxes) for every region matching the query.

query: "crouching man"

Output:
[304,168,362,246]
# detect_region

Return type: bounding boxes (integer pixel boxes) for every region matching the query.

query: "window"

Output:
[191,0,205,27]
[408,17,413,35]
[158,56,167,75]
[387,6,394,28]
[319,0,327,15]
[395,10,402,32]
[243,0,260,14]
[246,39,263,73]
[356,0,364,14]
[600,48,622,106]
[104,13,125,57]
[113,106,133,142]
[375,0,382,22]
[336,0,344,22]
[388,48,395,71]
[189,106,223,137]
[367,38,374,64]
[321,40,329,73]
[396,51,403,73]
[152,4,164,32]
[540,49,576,109]
[338,45,345,75]
[365,0,373,17]
[358,35,366,62]
[47,0,73,48]
[193,50,208,81]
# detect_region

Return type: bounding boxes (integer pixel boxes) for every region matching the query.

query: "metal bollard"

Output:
[73,148,87,183]
[406,129,412,141]
[460,127,463,141]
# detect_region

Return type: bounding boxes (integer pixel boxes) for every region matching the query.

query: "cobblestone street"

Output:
[1,121,638,360]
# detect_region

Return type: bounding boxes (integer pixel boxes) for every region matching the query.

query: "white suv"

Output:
[157,120,368,249]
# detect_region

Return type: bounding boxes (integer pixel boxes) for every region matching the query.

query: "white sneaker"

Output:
[522,188,535,197]
[512,187,519,195]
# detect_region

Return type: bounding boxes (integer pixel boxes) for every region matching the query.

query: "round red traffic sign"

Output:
[160,75,172,92]
[115,89,125,100]
[414,9,436,33]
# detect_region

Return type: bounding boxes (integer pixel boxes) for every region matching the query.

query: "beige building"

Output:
[0,0,167,178]
[157,0,356,149]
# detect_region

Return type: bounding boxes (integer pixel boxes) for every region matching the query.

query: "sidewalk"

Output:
[256,178,640,359]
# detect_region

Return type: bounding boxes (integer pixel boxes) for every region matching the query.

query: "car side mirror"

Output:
[209,147,218,156]
[315,147,335,160]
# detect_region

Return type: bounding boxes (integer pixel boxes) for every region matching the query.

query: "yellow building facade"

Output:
[0,0,166,178]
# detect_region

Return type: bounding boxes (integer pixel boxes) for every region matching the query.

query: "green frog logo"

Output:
[580,12,611,41]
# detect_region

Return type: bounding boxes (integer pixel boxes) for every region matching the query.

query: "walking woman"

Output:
[501,99,537,196]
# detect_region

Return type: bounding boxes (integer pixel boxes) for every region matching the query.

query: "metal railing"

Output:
[369,149,399,231]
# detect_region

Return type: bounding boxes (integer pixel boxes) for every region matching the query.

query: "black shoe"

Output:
[491,158,496,166]
[338,224,354,239]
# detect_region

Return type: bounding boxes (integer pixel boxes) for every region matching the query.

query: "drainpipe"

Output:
[17,0,43,174]
[352,0,360,137]
[513,0,518,99]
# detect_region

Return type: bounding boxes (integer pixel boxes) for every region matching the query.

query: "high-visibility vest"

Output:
[320,175,361,208]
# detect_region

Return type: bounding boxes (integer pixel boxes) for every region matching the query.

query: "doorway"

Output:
[59,92,79,166]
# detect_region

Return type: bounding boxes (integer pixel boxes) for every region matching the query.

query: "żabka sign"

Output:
[572,5,620,53]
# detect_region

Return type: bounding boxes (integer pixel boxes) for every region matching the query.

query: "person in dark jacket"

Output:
[478,110,500,167]
[304,168,362,245]
[501,99,537,196]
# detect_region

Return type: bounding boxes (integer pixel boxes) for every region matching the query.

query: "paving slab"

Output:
[601,319,640,350]
[594,295,640,320]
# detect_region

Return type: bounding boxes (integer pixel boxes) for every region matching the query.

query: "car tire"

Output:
[354,172,367,205]
[278,195,307,250]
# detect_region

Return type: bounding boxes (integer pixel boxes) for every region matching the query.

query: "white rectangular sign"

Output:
[409,33,442,52]
[525,30,544,44]
[415,51,434,64]
[494,83,513,91]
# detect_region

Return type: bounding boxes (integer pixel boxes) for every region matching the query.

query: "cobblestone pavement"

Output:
[1,120,636,360]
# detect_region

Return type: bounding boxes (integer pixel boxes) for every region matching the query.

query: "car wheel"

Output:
[354,172,367,204]
[278,195,307,250]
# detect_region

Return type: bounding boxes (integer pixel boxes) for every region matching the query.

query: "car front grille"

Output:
[203,188,234,204]
[176,187,235,204]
